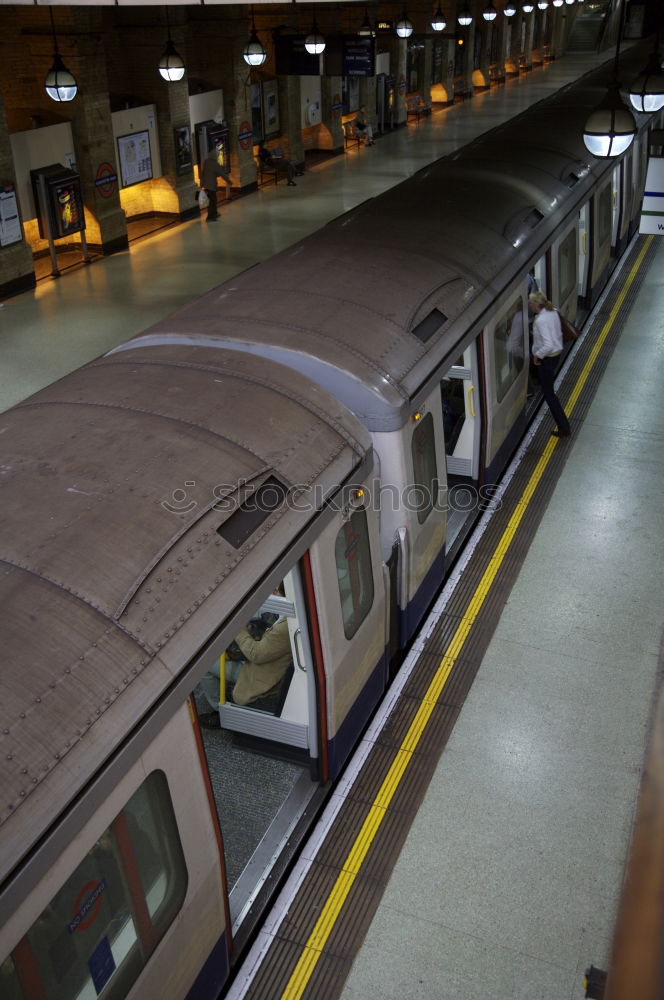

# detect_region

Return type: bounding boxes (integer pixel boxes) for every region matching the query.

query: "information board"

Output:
[0,185,21,247]
[117,131,153,188]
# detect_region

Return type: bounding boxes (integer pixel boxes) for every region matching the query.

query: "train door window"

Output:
[611,164,621,247]
[5,771,187,1000]
[441,343,481,480]
[335,507,374,639]
[598,182,612,247]
[411,412,437,524]
[558,228,577,304]
[494,296,525,402]
[578,202,590,296]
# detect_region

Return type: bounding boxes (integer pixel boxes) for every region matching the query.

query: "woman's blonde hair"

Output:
[529,290,553,311]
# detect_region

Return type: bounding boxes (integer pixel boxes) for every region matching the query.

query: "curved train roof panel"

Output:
[0,346,371,885]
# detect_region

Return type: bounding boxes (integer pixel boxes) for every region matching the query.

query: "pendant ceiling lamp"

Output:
[358,7,374,35]
[305,10,326,54]
[44,8,77,102]
[431,5,447,30]
[457,4,473,26]
[522,1,534,13]
[583,0,636,157]
[628,46,664,113]
[483,1,498,21]
[243,9,267,66]
[396,10,414,37]
[504,2,517,16]
[158,6,185,81]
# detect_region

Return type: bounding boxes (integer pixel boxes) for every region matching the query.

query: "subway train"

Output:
[1,48,660,1000]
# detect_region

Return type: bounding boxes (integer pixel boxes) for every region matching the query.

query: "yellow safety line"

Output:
[280,237,653,1000]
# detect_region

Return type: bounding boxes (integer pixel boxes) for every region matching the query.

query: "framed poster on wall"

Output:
[0,185,22,247]
[262,80,280,138]
[117,130,153,187]
[174,125,193,175]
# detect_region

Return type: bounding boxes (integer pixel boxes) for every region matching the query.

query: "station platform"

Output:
[224,233,664,1000]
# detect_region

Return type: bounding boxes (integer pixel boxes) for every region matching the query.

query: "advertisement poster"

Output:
[117,131,153,188]
[262,80,280,137]
[174,125,193,176]
[53,180,83,236]
[0,186,21,247]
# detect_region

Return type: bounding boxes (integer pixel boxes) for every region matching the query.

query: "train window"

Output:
[335,508,374,639]
[493,297,525,402]
[411,413,437,524]
[598,182,612,246]
[558,229,577,303]
[5,771,187,1000]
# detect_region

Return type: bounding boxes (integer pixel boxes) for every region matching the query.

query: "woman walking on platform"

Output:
[529,291,571,437]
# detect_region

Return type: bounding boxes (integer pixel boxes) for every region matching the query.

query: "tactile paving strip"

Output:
[235,235,658,1000]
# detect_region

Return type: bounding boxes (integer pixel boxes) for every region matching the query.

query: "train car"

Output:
[1,47,660,1000]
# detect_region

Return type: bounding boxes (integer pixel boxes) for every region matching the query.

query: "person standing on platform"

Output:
[200,151,231,222]
[529,291,571,437]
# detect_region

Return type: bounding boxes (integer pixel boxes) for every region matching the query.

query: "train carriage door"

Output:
[307,486,388,779]
[578,201,590,304]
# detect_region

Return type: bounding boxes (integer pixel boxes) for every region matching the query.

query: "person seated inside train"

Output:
[353,107,375,146]
[257,142,297,185]
[198,585,292,727]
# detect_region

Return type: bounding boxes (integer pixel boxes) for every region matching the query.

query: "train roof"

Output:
[0,346,371,891]
[116,52,648,432]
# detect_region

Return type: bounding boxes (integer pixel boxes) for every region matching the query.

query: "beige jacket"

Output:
[232,619,292,706]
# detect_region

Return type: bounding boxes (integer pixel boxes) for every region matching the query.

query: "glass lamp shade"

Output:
[629,54,664,113]
[305,30,326,54]
[583,85,637,158]
[45,53,77,102]
[522,1,534,11]
[565,0,575,5]
[457,6,473,26]
[396,13,414,37]
[158,39,185,82]
[552,0,564,7]
[431,6,447,30]
[504,3,517,15]
[483,3,498,20]
[537,0,549,9]
[243,30,267,66]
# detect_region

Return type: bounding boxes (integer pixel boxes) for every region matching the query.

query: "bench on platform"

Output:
[406,95,430,123]
[343,121,364,151]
